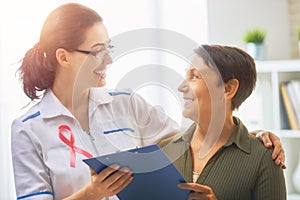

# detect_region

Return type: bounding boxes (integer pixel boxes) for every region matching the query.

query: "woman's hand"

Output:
[90,164,133,198]
[250,130,286,169]
[63,164,132,200]
[178,183,217,200]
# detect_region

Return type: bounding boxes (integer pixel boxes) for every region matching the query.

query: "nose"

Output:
[101,54,113,70]
[178,80,188,93]
[106,54,113,65]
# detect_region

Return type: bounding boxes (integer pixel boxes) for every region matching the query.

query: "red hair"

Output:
[18,3,103,100]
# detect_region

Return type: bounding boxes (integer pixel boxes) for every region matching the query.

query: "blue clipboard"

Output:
[83,144,190,200]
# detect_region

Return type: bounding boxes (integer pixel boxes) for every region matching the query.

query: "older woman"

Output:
[160,45,286,200]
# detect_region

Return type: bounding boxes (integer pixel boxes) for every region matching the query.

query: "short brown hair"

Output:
[195,45,257,110]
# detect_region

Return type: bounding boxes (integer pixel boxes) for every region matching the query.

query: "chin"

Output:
[182,111,198,123]
[182,111,191,120]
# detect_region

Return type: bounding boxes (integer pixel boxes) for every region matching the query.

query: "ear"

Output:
[56,48,69,67]
[224,78,239,100]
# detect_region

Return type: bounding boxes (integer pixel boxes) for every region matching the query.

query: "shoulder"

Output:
[89,87,139,108]
[158,135,177,148]
[105,88,150,107]
[158,124,196,157]
[158,135,189,163]
[248,133,270,152]
[93,87,136,102]
[106,88,132,97]
[234,117,272,158]
[13,104,41,124]
[247,135,286,198]
[11,104,42,135]
[246,133,275,165]
[159,124,196,148]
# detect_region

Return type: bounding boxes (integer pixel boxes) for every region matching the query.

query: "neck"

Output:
[73,89,90,131]
[51,81,73,112]
[192,114,235,157]
[51,79,90,131]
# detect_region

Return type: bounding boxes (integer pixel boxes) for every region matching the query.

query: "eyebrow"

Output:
[90,39,111,48]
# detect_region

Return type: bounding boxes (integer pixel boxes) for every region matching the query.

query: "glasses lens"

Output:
[93,45,114,59]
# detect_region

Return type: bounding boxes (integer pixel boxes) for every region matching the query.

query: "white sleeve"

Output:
[11,119,53,200]
[128,92,180,145]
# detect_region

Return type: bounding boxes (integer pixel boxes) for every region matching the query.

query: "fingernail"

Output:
[122,168,130,173]
[111,164,120,170]
[266,143,272,147]
[281,162,287,169]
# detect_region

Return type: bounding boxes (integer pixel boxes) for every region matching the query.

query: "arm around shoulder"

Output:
[254,149,286,200]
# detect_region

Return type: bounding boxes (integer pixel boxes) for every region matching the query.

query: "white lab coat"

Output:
[11,87,179,200]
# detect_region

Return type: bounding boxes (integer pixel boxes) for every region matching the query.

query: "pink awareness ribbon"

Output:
[58,125,93,167]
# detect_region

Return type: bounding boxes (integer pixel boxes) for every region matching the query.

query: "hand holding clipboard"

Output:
[83,144,189,200]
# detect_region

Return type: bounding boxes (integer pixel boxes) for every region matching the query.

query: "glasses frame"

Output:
[73,40,114,59]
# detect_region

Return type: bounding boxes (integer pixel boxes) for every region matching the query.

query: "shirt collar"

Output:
[38,89,73,119]
[172,117,251,154]
[89,87,112,115]
[223,117,250,154]
[89,87,112,105]
[39,88,113,119]
[172,123,196,143]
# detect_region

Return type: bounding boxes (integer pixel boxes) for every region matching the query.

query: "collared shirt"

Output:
[11,88,179,200]
[159,117,286,200]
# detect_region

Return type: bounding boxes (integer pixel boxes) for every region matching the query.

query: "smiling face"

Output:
[68,22,112,88]
[178,54,225,127]
[178,66,210,125]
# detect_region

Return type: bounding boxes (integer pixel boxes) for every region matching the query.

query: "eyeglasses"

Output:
[74,40,114,59]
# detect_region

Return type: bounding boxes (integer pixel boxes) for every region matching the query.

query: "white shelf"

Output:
[256,59,300,73]
[249,59,300,134]
[238,59,300,196]
[280,130,300,138]
[288,193,300,200]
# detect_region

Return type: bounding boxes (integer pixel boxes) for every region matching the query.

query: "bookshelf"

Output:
[234,59,300,199]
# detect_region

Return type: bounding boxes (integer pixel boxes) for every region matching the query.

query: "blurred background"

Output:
[1,0,299,199]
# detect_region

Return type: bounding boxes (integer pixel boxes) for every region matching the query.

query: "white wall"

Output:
[207,0,291,60]
[0,1,60,199]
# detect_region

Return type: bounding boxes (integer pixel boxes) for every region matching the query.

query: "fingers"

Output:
[273,152,286,169]
[178,183,210,193]
[90,168,97,176]
[272,140,282,160]
[256,131,272,148]
[103,168,133,194]
[178,183,216,200]
[269,134,282,158]
[189,192,206,200]
[107,170,133,194]
[255,130,287,169]
[97,164,121,182]
[90,164,133,197]
[280,162,287,169]
[269,135,286,169]
[273,147,286,169]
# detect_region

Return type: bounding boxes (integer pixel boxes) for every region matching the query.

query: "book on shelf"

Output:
[286,80,300,128]
[280,81,300,130]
